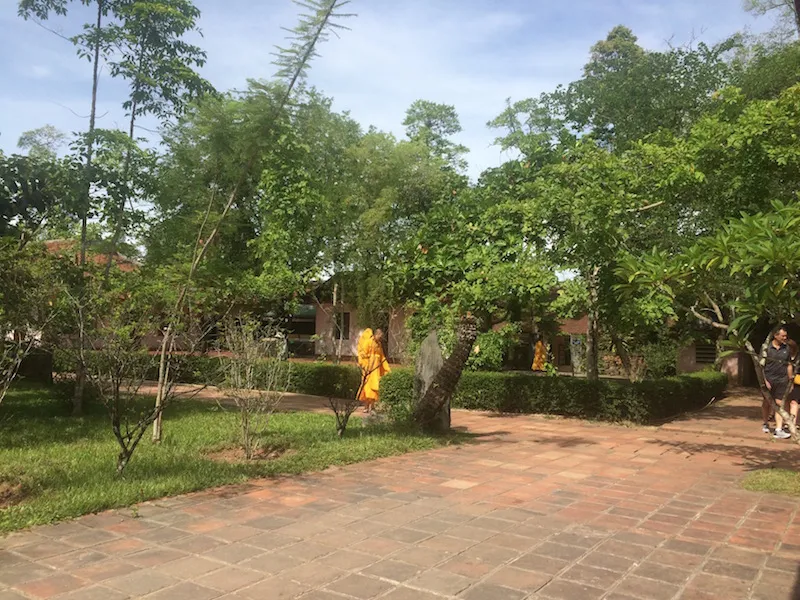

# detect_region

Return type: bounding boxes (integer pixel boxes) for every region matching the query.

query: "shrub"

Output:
[380,368,726,425]
[639,341,679,379]
[54,350,361,399]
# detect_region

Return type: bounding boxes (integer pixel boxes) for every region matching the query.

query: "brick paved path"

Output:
[1,389,799,599]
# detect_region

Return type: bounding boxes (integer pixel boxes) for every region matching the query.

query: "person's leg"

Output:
[762,393,772,432]
[773,387,791,438]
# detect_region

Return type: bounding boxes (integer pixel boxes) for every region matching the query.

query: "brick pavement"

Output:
[1,389,799,599]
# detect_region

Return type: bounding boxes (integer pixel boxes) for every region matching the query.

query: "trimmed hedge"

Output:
[53,350,361,399]
[380,368,727,425]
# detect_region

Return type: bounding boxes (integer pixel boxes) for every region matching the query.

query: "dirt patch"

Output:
[0,480,28,509]
[204,445,291,464]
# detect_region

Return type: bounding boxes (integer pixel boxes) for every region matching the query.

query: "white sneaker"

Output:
[763,423,771,434]
[774,429,791,439]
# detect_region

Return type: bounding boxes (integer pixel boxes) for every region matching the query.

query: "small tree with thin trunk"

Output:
[219,316,291,460]
[150,0,354,442]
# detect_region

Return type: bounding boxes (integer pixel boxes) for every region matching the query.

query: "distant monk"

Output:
[531,339,546,372]
[357,328,391,413]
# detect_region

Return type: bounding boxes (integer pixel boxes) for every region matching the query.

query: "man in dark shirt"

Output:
[764,327,792,438]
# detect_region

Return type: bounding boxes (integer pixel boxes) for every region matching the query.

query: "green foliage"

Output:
[0,384,456,533]
[403,99,469,171]
[381,368,726,425]
[54,350,362,399]
[638,341,679,379]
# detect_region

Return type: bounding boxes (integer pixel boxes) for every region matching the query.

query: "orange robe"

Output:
[532,340,546,371]
[357,329,390,404]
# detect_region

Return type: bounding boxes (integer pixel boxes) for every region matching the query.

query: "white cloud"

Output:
[30,65,53,80]
[0,0,770,179]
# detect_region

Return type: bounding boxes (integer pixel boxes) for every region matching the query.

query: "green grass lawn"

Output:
[0,384,460,534]
[741,469,800,497]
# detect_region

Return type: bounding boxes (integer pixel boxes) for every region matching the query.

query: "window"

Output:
[695,343,716,364]
[335,312,350,340]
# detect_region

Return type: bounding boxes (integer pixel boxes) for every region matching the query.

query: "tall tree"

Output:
[17,125,67,160]
[103,0,213,275]
[19,0,117,414]
[743,0,800,41]
[150,0,355,442]
[403,100,469,172]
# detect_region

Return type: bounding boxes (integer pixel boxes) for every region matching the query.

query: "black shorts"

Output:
[768,380,789,401]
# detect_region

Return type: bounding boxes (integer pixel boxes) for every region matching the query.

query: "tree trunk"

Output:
[413,315,478,432]
[794,0,800,37]
[73,0,105,417]
[586,266,600,382]
[330,282,339,364]
[611,332,634,382]
[151,326,172,442]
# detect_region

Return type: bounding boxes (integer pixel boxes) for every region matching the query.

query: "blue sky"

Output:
[0,0,773,179]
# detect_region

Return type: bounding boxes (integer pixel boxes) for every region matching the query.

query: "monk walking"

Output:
[357,328,391,413]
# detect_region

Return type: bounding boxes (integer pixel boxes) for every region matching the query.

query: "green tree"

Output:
[393,188,556,429]
[403,100,469,171]
[150,0,354,442]
[103,0,214,274]
[17,125,67,160]
[743,0,800,42]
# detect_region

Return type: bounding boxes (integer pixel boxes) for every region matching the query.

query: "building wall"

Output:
[314,304,360,357]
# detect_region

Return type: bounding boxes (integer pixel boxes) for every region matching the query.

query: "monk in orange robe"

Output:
[357,328,391,413]
[532,339,546,371]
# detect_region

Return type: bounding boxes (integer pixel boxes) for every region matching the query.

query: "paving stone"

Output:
[511,552,569,576]
[685,572,752,598]
[156,555,225,578]
[632,561,693,585]
[378,527,432,544]
[325,573,394,599]
[646,548,705,571]
[298,592,350,600]
[201,542,264,564]
[550,531,604,549]
[0,562,55,587]
[380,588,441,600]
[485,566,551,592]
[701,559,760,581]
[408,568,473,595]
[194,566,264,593]
[238,575,309,600]
[42,586,130,600]
[613,575,680,600]
[537,578,605,600]
[104,570,179,597]
[561,563,623,588]
[459,582,527,600]
[534,541,588,562]
[662,538,713,556]
[709,545,767,567]
[240,551,298,574]
[126,547,186,567]
[16,573,86,598]
[316,549,378,570]
[597,540,653,561]
[580,551,635,573]
[144,582,222,600]
[361,559,422,583]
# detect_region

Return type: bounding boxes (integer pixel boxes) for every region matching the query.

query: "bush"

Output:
[380,368,726,425]
[54,350,362,400]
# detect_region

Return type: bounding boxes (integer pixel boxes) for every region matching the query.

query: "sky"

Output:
[0,0,774,180]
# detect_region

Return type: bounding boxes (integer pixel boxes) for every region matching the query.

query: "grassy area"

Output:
[741,469,800,497]
[0,384,461,534]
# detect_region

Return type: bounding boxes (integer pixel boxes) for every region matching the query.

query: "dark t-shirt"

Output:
[765,343,790,384]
